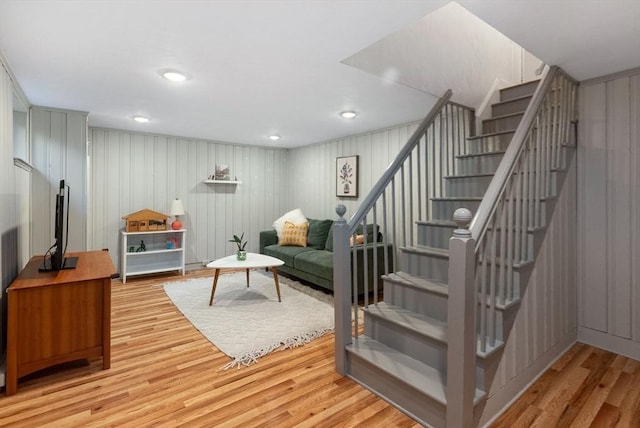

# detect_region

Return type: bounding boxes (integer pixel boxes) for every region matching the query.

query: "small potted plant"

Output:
[229,233,248,261]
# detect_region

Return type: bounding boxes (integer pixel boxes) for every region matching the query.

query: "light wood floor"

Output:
[0,268,637,427]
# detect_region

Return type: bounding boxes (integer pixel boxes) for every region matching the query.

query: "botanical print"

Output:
[336,156,358,197]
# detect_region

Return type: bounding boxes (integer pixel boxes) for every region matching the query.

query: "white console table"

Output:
[121,228,186,283]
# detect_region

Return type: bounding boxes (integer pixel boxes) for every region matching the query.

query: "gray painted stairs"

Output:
[343,79,574,427]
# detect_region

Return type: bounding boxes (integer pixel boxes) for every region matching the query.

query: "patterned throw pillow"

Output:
[279,221,309,247]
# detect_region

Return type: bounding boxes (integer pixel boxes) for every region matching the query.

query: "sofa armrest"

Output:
[259,230,278,253]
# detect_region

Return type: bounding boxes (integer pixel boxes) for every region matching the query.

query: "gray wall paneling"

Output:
[287,123,417,220]
[578,70,640,359]
[30,106,87,255]
[480,144,578,424]
[88,128,289,271]
[0,57,23,369]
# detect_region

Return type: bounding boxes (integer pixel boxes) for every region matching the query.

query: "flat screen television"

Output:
[40,179,78,272]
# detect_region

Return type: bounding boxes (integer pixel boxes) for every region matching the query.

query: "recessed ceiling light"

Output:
[133,116,150,123]
[340,111,358,119]
[161,70,188,82]
[268,135,281,141]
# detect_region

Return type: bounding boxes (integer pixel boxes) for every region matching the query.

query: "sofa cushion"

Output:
[294,250,334,281]
[279,221,309,247]
[324,222,336,251]
[307,218,333,249]
[272,208,307,241]
[263,244,315,266]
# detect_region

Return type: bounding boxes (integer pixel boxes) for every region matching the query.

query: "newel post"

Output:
[333,204,351,374]
[446,208,477,427]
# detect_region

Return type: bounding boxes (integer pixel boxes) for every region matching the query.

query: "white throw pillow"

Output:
[273,208,307,240]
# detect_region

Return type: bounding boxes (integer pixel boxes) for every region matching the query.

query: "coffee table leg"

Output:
[246,269,250,287]
[209,269,220,306]
[272,267,282,302]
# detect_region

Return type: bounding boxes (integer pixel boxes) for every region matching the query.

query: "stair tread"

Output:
[456,150,506,159]
[483,111,525,121]
[364,302,447,341]
[431,196,483,201]
[347,336,449,405]
[415,219,457,227]
[444,172,495,179]
[347,336,487,406]
[467,129,516,141]
[401,245,449,258]
[492,94,533,107]
[383,271,449,296]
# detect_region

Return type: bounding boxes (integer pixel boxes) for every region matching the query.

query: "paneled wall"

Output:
[30,106,88,255]
[482,153,578,423]
[88,128,289,271]
[0,56,20,367]
[577,68,640,359]
[287,122,419,220]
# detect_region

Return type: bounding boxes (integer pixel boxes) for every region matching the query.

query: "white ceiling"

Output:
[0,0,638,148]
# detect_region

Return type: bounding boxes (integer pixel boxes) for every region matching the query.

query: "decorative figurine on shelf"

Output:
[229,233,248,261]
[136,240,146,252]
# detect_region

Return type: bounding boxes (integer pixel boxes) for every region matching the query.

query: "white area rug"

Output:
[163,271,334,369]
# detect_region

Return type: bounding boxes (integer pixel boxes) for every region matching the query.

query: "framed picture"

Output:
[336,155,359,197]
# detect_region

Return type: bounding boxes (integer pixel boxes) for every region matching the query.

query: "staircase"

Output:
[332,66,578,427]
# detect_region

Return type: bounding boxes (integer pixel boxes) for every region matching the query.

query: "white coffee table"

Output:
[206,253,285,305]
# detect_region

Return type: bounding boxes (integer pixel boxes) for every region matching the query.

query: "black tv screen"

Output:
[40,179,77,272]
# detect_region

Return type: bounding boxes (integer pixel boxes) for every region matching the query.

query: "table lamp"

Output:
[170,198,185,230]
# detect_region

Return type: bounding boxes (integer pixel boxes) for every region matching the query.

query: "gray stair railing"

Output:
[448,66,578,423]
[332,90,475,373]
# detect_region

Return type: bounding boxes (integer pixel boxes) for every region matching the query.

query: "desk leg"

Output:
[6,292,18,396]
[102,278,111,369]
[209,269,220,305]
[272,267,282,302]
[246,269,250,287]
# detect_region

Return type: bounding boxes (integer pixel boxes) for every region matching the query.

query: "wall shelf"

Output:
[203,180,242,184]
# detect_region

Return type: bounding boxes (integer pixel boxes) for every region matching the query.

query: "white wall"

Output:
[30,106,88,255]
[88,128,289,271]
[577,68,640,359]
[0,55,21,363]
[288,122,419,221]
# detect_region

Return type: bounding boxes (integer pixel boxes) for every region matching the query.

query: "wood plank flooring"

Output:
[0,268,637,427]
[491,342,640,428]
[0,269,419,427]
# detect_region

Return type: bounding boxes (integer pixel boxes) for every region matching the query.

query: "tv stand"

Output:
[6,250,115,395]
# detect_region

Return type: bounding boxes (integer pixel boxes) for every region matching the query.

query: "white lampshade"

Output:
[170,198,185,216]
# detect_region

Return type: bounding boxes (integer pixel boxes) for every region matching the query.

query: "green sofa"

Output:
[259,218,393,294]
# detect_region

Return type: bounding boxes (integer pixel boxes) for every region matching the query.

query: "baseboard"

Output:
[479,332,577,427]
[578,326,640,360]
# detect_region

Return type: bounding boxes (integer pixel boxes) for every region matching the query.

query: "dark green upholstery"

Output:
[259,220,393,294]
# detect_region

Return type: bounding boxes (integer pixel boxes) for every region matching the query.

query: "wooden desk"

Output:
[6,250,116,395]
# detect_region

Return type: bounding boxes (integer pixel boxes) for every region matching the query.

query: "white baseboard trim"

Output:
[578,326,640,360]
[479,332,577,427]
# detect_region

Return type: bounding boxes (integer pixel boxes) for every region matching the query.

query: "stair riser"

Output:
[365,314,447,371]
[403,251,449,282]
[483,114,523,134]
[364,314,491,394]
[456,152,504,175]
[492,96,531,117]
[431,199,481,221]
[466,132,514,154]
[383,280,448,322]
[346,353,446,428]
[417,223,456,249]
[500,81,539,101]
[445,175,493,198]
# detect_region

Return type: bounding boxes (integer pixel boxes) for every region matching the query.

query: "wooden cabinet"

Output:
[6,250,115,395]
[121,229,186,283]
